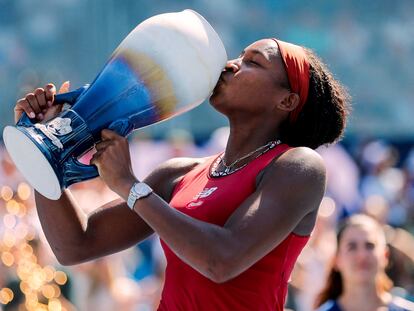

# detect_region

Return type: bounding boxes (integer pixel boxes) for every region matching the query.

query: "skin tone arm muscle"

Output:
[113,147,326,283]
[34,157,199,265]
[35,191,152,265]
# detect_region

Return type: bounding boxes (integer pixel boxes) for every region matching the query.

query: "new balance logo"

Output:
[186,187,218,209]
[193,187,218,200]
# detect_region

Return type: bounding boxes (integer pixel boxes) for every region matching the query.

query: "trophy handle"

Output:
[16,85,89,127]
[62,118,133,187]
[54,84,89,105]
[63,156,99,187]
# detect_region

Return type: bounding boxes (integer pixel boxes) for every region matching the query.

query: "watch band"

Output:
[127,182,153,210]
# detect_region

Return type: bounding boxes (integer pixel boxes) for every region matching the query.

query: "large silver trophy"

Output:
[3,10,227,200]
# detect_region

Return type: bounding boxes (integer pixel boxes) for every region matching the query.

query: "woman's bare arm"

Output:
[122,147,326,283]
[12,84,200,265]
[35,190,152,265]
[34,157,200,265]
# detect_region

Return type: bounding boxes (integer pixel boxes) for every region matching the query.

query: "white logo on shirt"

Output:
[193,187,218,200]
[186,187,218,209]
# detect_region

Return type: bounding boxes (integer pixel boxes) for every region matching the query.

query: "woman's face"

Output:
[210,39,290,116]
[335,225,388,285]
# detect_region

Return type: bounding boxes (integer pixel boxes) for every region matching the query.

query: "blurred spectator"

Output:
[314,214,414,310]
[385,226,414,300]
[359,140,407,226]
[318,144,361,214]
[402,147,414,226]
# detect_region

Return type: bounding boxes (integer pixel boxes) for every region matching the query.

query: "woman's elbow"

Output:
[55,256,77,266]
[53,249,83,266]
[55,252,97,266]
[205,255,241,284]
[51,243,92,266]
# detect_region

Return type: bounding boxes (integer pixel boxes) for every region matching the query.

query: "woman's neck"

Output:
[339,282,390,311]
[224,118,281,164]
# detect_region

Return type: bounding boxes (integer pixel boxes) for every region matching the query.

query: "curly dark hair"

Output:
[280,48,351,149]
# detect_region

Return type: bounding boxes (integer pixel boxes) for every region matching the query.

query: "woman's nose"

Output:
[225,59,241,72]
[355,247,370,259]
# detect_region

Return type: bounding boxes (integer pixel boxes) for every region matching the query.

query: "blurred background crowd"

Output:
[1,0,414,310]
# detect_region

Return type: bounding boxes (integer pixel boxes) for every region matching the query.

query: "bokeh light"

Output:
[1,251,15,267]
[41,284,55,299]
[0,187,67,310]
[17,182,32,201]
[1,186,14,201]
[319,196,336,218]
[6,199,20,215]
[54,271,67,286]
[0,287,14,305]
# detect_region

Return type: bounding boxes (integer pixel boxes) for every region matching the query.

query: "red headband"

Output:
[272,38,310,123]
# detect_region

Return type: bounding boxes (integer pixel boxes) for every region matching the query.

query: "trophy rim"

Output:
[3,125,62,200]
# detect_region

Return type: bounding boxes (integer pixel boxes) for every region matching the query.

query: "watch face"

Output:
[134,183,152,196]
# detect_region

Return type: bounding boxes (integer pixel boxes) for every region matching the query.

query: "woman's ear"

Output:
[276,93,300,112]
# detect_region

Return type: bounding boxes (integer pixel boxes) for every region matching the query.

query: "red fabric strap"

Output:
[272,38,310,123]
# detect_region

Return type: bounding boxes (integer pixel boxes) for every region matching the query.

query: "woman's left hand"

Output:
[91,129,136,197]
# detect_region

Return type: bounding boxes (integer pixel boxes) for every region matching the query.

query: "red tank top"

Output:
[158,144,310,311]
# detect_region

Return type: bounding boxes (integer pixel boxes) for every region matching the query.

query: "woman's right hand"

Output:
[14,81,71,124]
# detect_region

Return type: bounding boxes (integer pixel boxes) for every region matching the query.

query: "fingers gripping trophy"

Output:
[3,10,227,200]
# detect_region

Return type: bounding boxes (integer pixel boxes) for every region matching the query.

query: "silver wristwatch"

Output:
[127,182,153,209]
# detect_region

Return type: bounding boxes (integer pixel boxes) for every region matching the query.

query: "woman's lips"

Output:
[214,74,225,88]
[213,72,230,93]
[218,74,226,84]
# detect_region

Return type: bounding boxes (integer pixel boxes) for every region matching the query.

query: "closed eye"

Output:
[244,59,261,67]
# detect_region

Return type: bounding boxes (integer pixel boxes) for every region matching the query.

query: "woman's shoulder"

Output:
[274,146,326,176]
[315,300,342,311]
[389,296,414,310]
[264,146,326,198]
[283,145,324,161]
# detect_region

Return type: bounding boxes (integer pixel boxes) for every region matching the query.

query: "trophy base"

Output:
[3,126,62,200]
